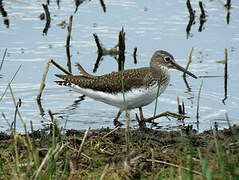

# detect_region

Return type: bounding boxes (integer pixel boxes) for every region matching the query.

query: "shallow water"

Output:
[0,0,239,133]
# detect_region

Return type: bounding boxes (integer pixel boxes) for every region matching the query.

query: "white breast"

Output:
[70,73,170,111]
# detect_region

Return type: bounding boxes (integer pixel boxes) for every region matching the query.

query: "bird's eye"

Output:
[164,56,171,63]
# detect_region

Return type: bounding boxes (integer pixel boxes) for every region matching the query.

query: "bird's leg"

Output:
[136,107,146,129]
[139,107,144,120]
[113,110,123,126]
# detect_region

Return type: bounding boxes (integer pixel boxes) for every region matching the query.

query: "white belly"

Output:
[70,82,168,111]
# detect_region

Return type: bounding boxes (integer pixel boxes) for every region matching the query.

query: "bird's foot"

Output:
[136,113,146,129]
[113,119,123,127]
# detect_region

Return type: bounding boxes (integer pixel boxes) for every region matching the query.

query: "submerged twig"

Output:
[42,4,51,35]
[37,60,51,102]
[133,47,137,64]
[145,111,190,123]
[199,1,205,17]
[56,0,60,9]
[99,0,106,12]
[186,0,195,38]
[186,0,195,19]
[196,78,204,123]
[74,0,85,13]
[177,96,185,121]
[0,48,7,72]
[93,33,104,55]
[222,48,228,104]
[93,33,119,72]
[224,0,231,10]
[66,15,73,73]
[37,59,72,101]
[0,1,10,28]
[0,65,21,102]
[198,1,207,32]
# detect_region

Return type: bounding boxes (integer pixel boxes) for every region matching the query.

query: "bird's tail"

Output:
[55,80,72,86]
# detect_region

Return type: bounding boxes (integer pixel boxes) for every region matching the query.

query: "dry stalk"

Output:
[100,163,109,180]
[125,112,131,170]
[37,59,72,101]
[102,126,120,138]
[151,148,155,170]
[78,126,91,157]
[66,15,73,73]
[37,59,51,101]
[184,47,194,74]
[222,48,228,104]
[33,143,62,180]
[133,47,137,64]
[144,111,190,122]
[146,159,203,177]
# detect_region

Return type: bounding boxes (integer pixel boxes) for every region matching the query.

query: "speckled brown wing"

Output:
[55,67,156,94]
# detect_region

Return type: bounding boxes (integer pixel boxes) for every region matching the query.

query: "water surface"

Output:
[0,0,239,132]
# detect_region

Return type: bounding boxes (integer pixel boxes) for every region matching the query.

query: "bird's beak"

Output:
[171,61,197,79]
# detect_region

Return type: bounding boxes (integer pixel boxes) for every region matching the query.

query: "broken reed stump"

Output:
[177,96,185,121]
[184,47,194,77]
[37,59,72,102]
[0,48,7,71]
[42,4,51,35]
[183,47,194,91]
[99,0,106,12]
[133,47,137,64]
[118,28,125,71]
[196,78,204,123]
[186,0,195,38]
[66,15,73,73]
[198,1,207,32]
[225,0,231,9]
[186,0,195,19]
[0,0,9,28]
[93,33,103,56]
[199,1,205,17]
[222,48,228,104]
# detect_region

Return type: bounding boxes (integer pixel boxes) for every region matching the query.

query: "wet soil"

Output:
[0,125,239,179]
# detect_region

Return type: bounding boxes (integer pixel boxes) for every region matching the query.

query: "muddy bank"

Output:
[0,125,239,179]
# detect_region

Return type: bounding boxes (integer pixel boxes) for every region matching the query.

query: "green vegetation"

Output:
[0,119,239,179]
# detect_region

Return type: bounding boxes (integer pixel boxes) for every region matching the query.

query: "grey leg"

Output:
[138,107,146,128]
[113,109,123,126]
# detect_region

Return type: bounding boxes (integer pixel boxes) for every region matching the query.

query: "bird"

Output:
[55,50,197,126]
